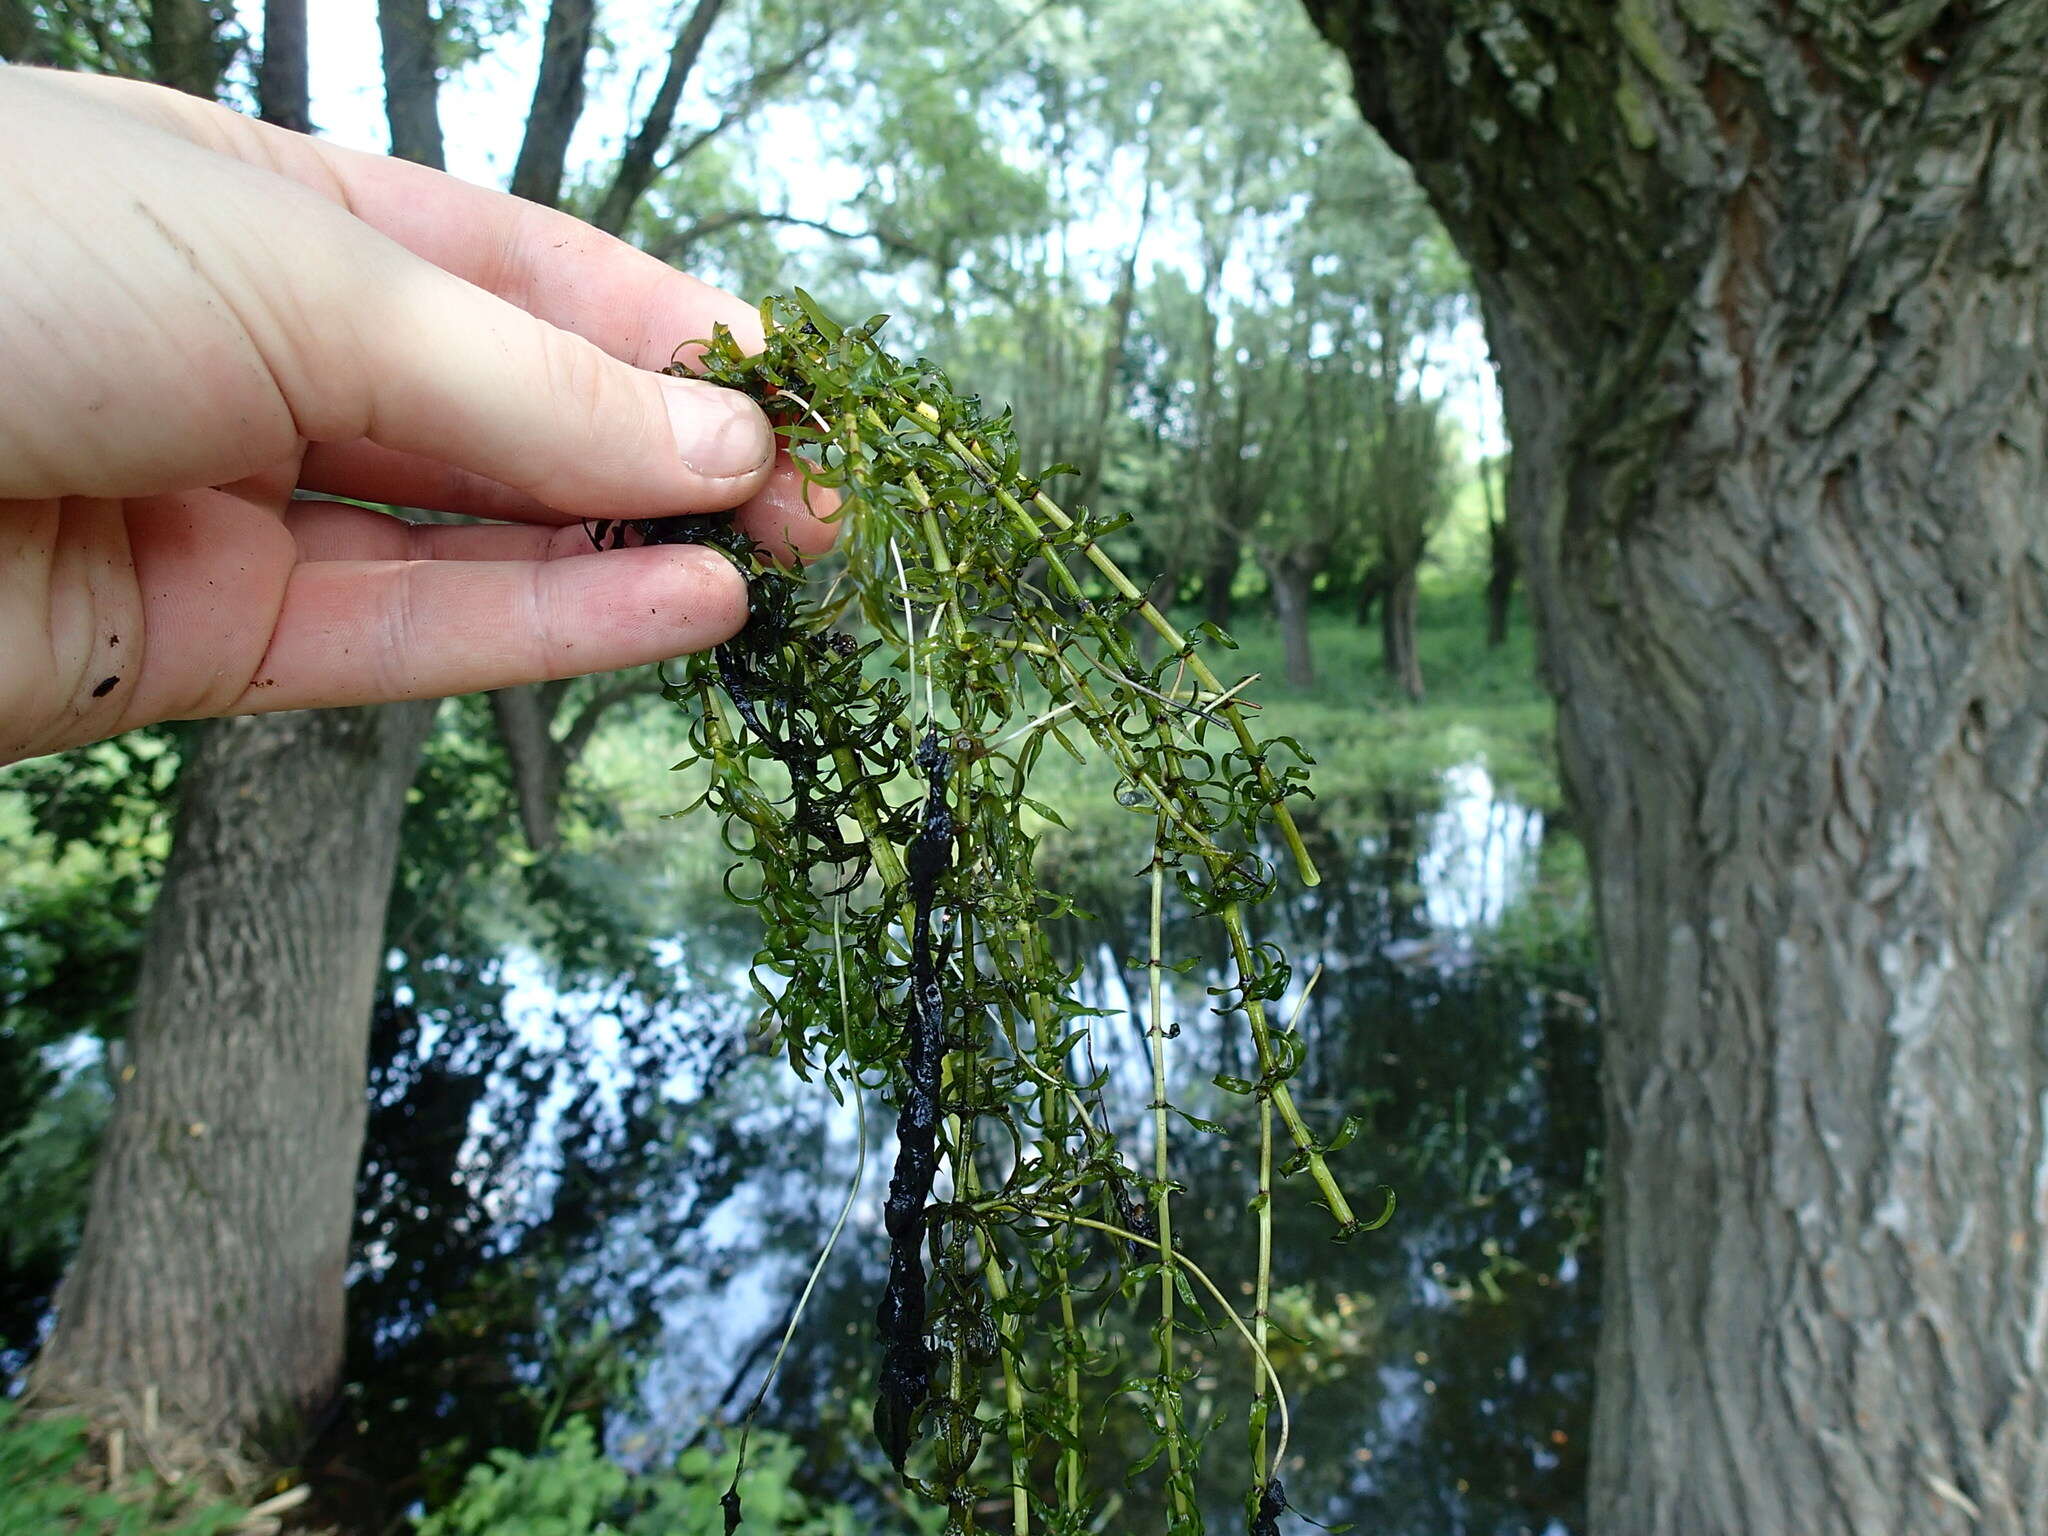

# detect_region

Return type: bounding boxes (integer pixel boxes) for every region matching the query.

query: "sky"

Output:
[302,3,566,181]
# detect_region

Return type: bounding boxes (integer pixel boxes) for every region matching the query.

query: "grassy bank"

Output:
[577,580,1559,904]
[1186,584,1555,806]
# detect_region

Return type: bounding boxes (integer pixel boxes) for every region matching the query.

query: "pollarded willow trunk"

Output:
[1483,464,1515,649]
[1380,566,1422,701]
[1306,4,2048,1533]
[1201,539,1239,630]
[32,703,436,1460]
[1262,550,1321,689]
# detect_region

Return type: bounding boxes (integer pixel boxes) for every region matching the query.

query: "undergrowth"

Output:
[417,1419,881,1536]
[0,1401,255,1536]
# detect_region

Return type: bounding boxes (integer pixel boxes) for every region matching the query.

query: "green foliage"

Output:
[340,692,797,1525]
[0,731,179,1365]
[0,1,150,74]
[417,1419,867,1536]
[638,293,1387,1532]
[0,1402,249,1536]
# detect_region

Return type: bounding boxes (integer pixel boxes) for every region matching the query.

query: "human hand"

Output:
[0,66,835,766]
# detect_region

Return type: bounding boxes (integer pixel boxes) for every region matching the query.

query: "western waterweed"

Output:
[646,293,1387,1534]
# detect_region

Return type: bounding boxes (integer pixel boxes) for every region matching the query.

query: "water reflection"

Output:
[609,762,1598,1535]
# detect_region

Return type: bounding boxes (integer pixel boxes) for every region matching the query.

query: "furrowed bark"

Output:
[32,706,436,1457]
[1306,3,2048,1532]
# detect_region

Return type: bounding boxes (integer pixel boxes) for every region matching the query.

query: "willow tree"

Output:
[1304,4,2048,1533]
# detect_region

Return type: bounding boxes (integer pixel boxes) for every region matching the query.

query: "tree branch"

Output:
[592,0,729,237]
[557,677,660,767]
[659,22,835,174]
[650,211,1015,303]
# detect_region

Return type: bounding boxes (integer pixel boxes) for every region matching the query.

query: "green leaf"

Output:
[791,287,843,342]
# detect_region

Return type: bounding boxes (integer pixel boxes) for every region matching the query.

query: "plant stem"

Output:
[1216,902,1358,1230]
[1147,837,1192,1524]
[975,1204,1292,1483]
[895,400,1320,889]
[963,1141,1029,1536]
[1252,1088,1274,1478]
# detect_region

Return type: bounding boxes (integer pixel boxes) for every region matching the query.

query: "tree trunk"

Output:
[1200,538,1237,632]
[1261,552,1318,691]
[1379,564,1422,702]
[1354,560,1386,629]
[489,685,568,852]
[256,0,309,134]
[31,705,436,1458]
[146,0,229,97]
[1307,4,2048,1532]
[509,0,595,209]
[1132,542,1187,665]
[376,0,444,169]
[0,1,53,62]
[1482,522,1515,648]
[1481,457,1516,648]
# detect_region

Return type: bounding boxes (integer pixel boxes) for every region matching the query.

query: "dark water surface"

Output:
[1,724,1598,1535]
[584,764,1603,1536]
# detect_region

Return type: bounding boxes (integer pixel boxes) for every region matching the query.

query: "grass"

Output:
[1198,584,1554,808]
[574,578,1559,901]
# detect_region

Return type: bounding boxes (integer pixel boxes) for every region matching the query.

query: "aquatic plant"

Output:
[633,293,1384,1535]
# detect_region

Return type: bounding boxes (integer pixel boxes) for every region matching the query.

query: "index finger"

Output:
[316,145,770,370]
[44,70,766,370]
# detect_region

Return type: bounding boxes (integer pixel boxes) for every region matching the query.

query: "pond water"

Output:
[535,762,1605,1536]
[0,727,1599,1535]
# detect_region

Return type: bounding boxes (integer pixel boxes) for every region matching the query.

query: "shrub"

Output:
[416,1418,868,1536]
[0,1401,249,1536]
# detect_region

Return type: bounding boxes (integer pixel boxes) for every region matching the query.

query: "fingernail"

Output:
[662,378,773,481]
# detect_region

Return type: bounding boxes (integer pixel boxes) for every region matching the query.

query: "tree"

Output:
[1472,380,1516,649]
[375,0,444,169]
[21,0,454,1465]
[25,0,620,1463]
[590,0,728,236]
[1305,4,2048,1532]
[143,0,231,96]
[31,709,436,1459]
[508,0,594,207]
[1361,390,1451,700]
[254,0,306,134]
